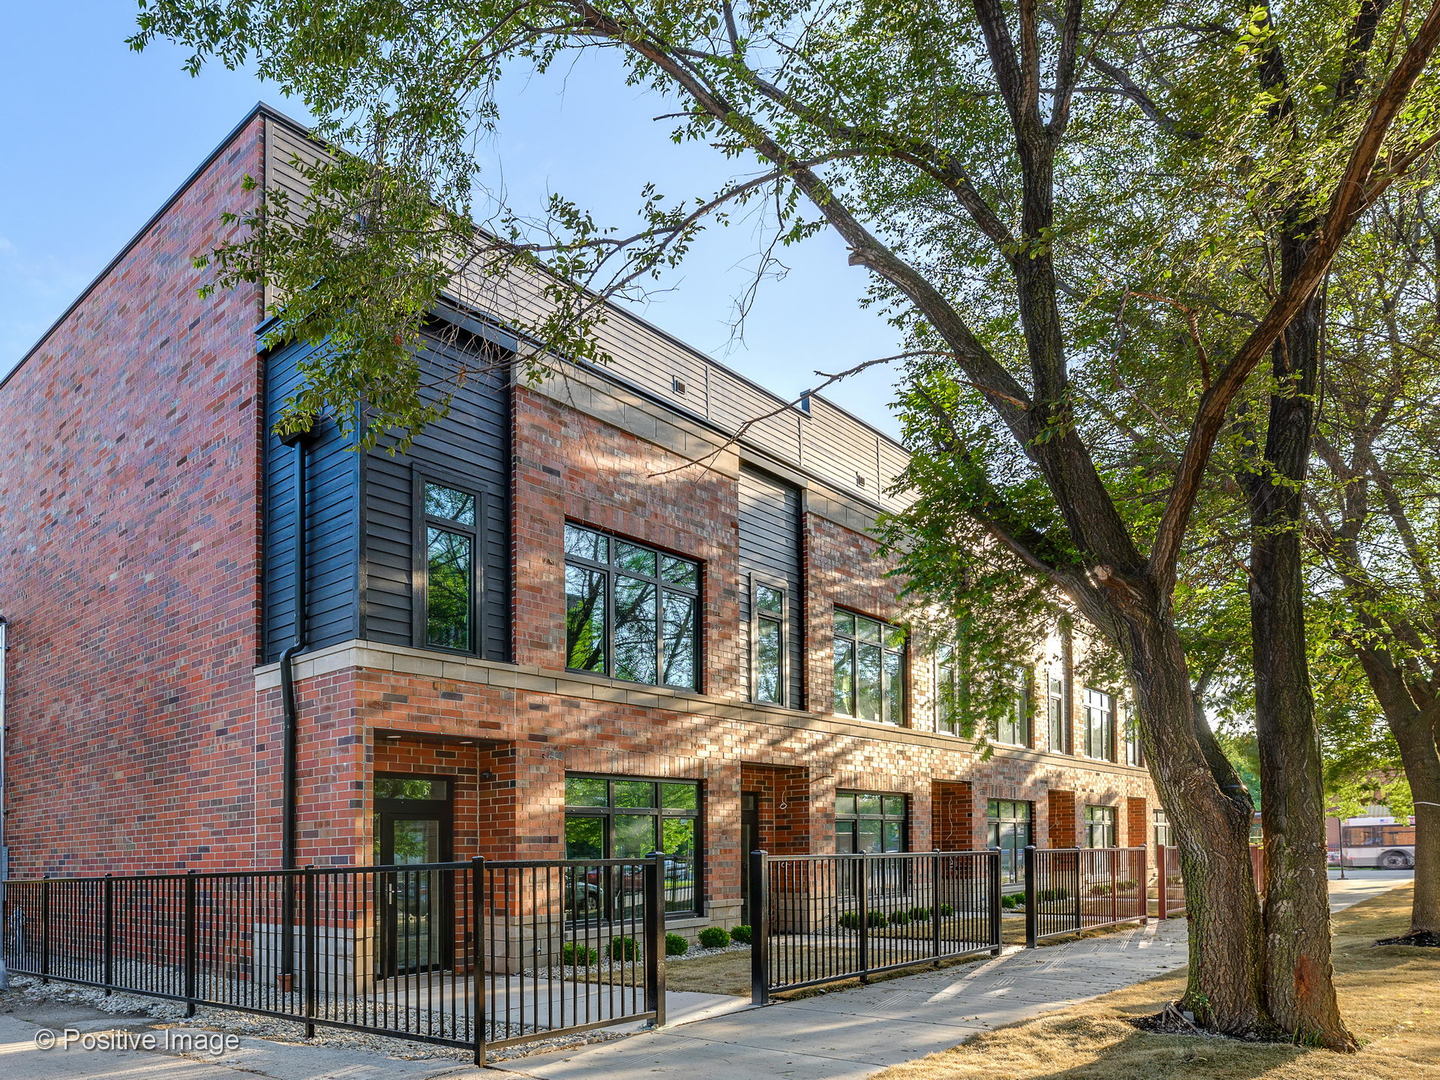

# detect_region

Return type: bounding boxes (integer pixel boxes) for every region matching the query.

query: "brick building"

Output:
[0,106,1158,949]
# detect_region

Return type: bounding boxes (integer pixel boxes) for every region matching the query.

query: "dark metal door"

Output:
[375,781,453,978]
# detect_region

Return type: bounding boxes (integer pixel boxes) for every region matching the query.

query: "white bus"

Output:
[1329,816,1416,869]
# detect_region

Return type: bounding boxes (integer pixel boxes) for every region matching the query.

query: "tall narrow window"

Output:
[563,524,700,690]
[934,642,965,735]
[751,578,787,705]
[1153,809,1173,848]
[993,666,1031,746]
[833,610,906,725]
[1047,669,1069,753]
[1122,705,1143,766]
[1084,805,1117,848]
[420,480,478,652]
[1083,688,1117,762]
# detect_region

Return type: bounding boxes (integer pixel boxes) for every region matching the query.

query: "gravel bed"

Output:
[2,975,634,1063]
[523,940,749,979]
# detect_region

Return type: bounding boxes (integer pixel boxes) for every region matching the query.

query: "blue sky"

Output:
[0,3,905,436]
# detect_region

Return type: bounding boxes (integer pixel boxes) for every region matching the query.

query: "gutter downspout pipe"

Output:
[277,425,315,982]
[0,615,9,990]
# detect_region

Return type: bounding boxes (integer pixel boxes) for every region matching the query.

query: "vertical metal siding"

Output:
[359,331,512,661]
[261,339,362,662]
[738,465,805,706]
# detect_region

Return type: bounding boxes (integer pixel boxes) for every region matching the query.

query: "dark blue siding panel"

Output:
[262,339,361,661]
[360,330,512,661]
[738,465,805,706]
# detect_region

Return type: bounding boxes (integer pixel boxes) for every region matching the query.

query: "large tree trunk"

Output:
[1115,610,1268,1033]
[1245,252,1356,1049]
[1387,703,1440,939]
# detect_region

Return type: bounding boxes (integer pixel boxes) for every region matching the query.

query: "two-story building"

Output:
[0,105,1158,949]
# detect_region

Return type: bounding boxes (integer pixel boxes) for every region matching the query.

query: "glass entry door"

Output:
[374,776,453,977]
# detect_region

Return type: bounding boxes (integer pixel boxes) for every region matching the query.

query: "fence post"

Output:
[1072,848,1083,935]
[303,868,316,1039]
[471,855,486,1068]
[856,852,870,983]
[1156,844,1168,920]
[40,876,49,984]
[987,849,1002,956]
[749,850,769,1006]
[931,851,942,963]
[183,871,197,1017]
[102,874,114,995]
[643,852,666,1029]
[1109,850,1118,927]
[1139,846,1149,925]
[1023,846,1037,949]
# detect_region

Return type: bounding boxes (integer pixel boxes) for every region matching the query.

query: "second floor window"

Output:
[1047,670,1069,753]
[420,480,480,652]
[1123,705,1144,766]
[561,527,696,694]
[934,642,964,735]
[833,610,906,724]
[1083,688,1117,762]
[564,524,700,690]
[751,578,788,705]
[993,667,1031,746]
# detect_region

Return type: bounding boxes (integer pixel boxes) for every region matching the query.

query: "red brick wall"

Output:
[932,780,978,850]
[1126,795,1149,849]
[1048,790,1078,847]
[740,763,811,855]
[0,116,267,876]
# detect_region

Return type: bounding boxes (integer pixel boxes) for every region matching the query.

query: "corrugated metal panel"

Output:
[738,465,805,707]
[359,328,512,661]
[262,339,362,661]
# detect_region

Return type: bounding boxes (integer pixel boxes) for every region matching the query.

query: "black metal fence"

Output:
[1022,845,1148,945]
[749,849,1003,1002]
[2,856,668,1064]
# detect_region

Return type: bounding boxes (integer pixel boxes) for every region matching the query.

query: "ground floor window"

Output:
[835,791,908,853]
[1084,805,1117,848]
[563,775,701,916]
[987,799,1033,884]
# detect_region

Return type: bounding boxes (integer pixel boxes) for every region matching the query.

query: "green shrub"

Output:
[938,902,954,916]
[1089,883,1112,897]
[698,926,731,949]
[609,936,640,960]
[1035,887,1070,903]
[888,909,912,926]
[907,906,931,921]
[562,941,598,966]
[838,910,889,930]
[1114,879,1138,891]
[1001,893,1022,909]
[729,924,753,944]
[665,932,690,956]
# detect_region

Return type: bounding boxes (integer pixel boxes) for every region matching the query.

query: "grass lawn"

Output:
[874,883,1439,1080]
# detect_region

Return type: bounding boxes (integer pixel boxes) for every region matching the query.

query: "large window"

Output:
[751,577,788,705]
[564,775,701,916]
[1084,805,1117,848]
[564,524,700,690]
[1046,668,1069,753]
[1082,688,1117,762]
[419,480,480,652]
[835,792,908,853]
[993,667,1031,746]
[833,610,906,725]
[987,799,1033,884]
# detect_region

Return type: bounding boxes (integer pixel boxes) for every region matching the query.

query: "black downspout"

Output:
[277,424,315,984]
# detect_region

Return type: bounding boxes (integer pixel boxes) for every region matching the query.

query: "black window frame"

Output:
[749,573,789,707]
[563,773,703,918]
[1046,666,1071,754]
[835,790,909,853]
[1084,804,1117,848]
[413,468,486,656]
[987,798,1034,884]
[833,608,908,726]
[1122,703,1144,767]
[1153,808,1173,848]
[563,522,702,692]
[933,640,966,735]
[1082,687,1118,762]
